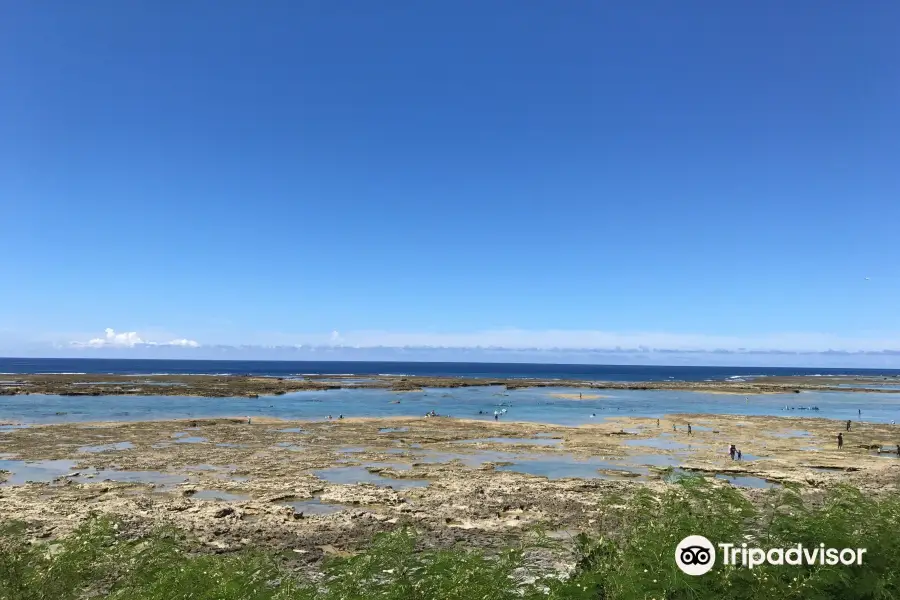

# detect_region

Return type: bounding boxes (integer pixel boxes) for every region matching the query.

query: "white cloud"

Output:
[57,326,900,359]
[82,328,144,348]
[166,338,201,348]
[252,328,900,354]
[72,328,200,349]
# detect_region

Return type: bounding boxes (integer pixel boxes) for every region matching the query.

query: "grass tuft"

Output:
[1,480,898,600]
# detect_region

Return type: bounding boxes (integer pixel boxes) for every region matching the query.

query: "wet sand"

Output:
[2,412,898,569]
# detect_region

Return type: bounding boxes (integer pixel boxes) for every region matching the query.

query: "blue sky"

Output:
[1,2,898,366]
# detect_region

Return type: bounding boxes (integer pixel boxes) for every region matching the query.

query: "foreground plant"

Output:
[1,479,898,600]
[548,478,900,600]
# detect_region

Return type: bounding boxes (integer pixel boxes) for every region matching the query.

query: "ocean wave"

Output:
[41,372,87,375]
[297,373,359,376]
[106,372,238,377]
[187,373,234,377]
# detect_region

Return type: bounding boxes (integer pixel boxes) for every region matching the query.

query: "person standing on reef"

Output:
[729,444,736,460]
[687,423,692,435]
[837,432,843,449]
[846,420,851,432]
[737,449,742,460]
[657,418,660,427]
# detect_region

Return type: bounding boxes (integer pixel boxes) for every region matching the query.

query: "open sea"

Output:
[3,357,900,381]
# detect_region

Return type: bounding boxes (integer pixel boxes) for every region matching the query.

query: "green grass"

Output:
[2,478,898,600]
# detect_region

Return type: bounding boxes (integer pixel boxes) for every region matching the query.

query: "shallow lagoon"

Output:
[1,386,898,426]
[0,458,188,487]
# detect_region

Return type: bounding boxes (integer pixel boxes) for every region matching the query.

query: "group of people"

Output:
[476,408,508,420]
[313,403,891,458]
[837,413,857,448]
[837,431,900,453]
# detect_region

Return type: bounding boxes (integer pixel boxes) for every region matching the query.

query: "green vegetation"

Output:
[2,478,898,599]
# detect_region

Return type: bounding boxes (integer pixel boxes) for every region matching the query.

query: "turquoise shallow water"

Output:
[1,386,898,426]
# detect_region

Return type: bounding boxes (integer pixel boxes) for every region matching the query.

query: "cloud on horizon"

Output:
[62,327,900,358]
[289,329,900,354]
[71,328,200,349]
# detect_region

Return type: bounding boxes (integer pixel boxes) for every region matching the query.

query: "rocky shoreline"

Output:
[1,412,898,570]
[1,372,899,397]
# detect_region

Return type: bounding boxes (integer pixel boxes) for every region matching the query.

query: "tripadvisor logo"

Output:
[675,535,716,575]
[675,536,867,576]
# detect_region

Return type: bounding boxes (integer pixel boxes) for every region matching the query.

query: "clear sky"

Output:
[2,2,899,366]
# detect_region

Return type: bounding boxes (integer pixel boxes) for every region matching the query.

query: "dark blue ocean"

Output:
[2,357,900,381]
